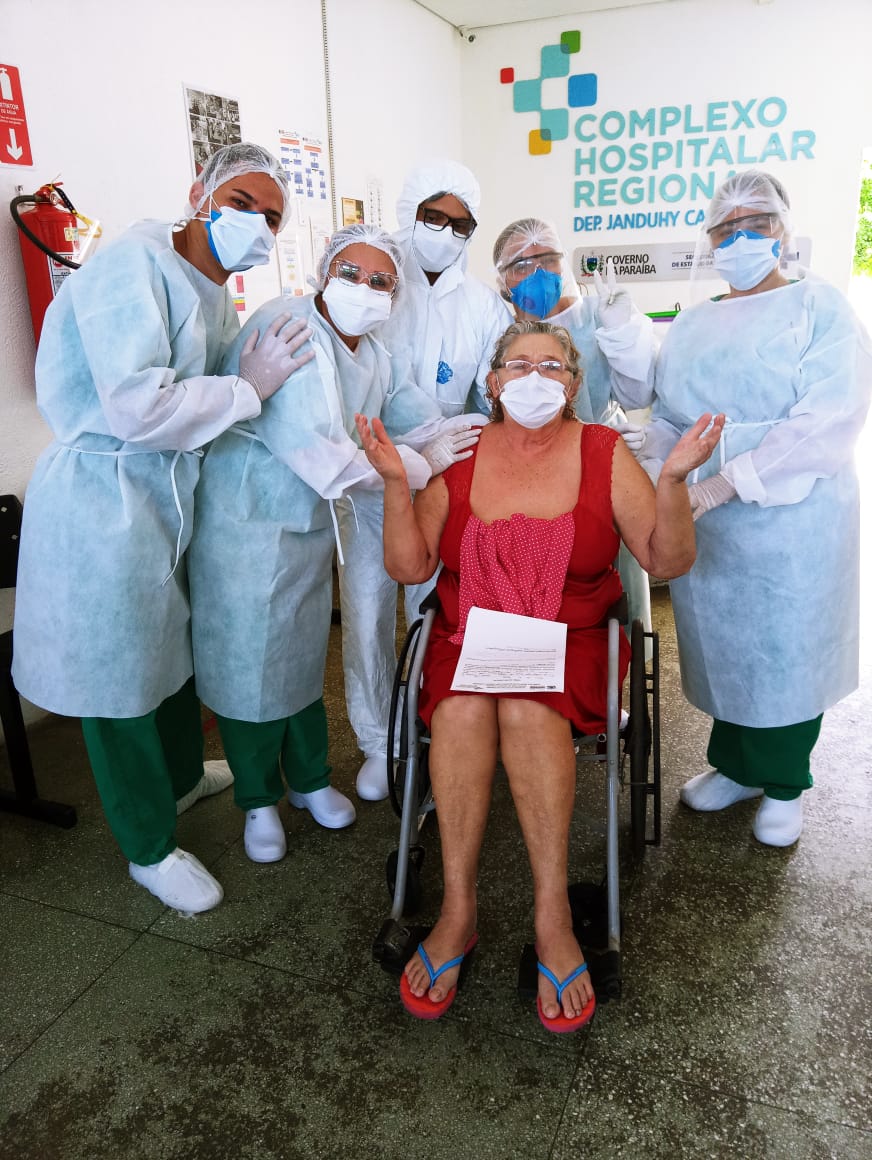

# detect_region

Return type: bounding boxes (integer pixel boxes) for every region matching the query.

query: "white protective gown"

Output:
[642,272,872,727]
[547,296,657,638]
[340,162,513,753]
[188,295,444,723]
[12,219,261,718]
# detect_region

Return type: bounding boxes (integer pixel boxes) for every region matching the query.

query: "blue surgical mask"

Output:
[509,267,562,319]
[204,202,276,272]
[712,230,781,292]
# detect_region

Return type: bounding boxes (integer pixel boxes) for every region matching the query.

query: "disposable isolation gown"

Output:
[12,219,261,718]
[379,264,513,416]
[547,296,656,638]
[188,295,443,723]
[642,273,872,727]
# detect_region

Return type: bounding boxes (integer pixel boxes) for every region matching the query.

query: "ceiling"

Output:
[412,0,677,34]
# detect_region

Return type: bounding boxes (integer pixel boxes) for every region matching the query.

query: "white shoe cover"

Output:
[176,760,234,816]
[287,785,356,829]
[356,753,389,802]
[244,805,287,863]
[753,794,803,847]
[680,770,764,812]
[129,848,223,913]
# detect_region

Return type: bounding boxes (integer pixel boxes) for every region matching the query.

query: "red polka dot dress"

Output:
[418,424,631,734]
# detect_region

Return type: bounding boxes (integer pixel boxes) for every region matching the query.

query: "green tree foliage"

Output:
[853,163,872,276]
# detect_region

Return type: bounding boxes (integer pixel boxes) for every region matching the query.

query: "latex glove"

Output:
[687,472,736,520]
[238,315,314,401]
[592,260,633,329]
[613,419,646,457]
[438,413,488,435]
[420,424,482,474]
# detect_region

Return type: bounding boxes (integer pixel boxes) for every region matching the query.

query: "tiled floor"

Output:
[1,585,870,1160]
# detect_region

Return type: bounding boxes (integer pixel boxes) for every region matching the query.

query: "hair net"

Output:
[704,169,793,249]
[313,223,405,293]
[187,141,291,229]
[491,217,578,304]
[394,158,481,258]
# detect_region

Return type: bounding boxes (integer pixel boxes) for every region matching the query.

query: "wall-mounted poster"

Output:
[341,197,364,226]
[184,85,242,176]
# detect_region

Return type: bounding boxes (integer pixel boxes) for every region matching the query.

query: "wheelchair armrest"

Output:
[604,593,628,625]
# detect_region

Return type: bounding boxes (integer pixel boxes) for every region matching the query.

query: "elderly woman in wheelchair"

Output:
[355,320,723,1031]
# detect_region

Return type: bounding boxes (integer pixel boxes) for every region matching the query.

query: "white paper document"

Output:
[450,607,567,694]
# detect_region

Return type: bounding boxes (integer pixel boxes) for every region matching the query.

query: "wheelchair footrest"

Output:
[372,919,432,977]
[517,943,622,1004]
[517,880,622,1003]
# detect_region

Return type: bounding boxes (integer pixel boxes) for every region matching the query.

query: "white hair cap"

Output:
[313,223,405,294]
[491,217,577,303]
[187,141,291,229]
[705,169,792,247]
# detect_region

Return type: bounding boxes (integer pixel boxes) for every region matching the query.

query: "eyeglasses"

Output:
[499,358,571,379]
[330,259,398,295]
[418,207,477,239]
[502,251,563,281]
[707,213,776,247]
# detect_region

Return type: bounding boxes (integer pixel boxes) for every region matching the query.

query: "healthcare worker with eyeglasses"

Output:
[640,169,872,847]
[341,159,510,801]
[12,142,313,913]
[188,223,483,861]
[491,217,657,640]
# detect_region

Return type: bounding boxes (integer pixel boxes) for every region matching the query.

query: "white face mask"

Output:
[322,277,392,336]
[411,222,468,273]
[204,201,276,272]
[712,231,782,291]
[498,372,567,429]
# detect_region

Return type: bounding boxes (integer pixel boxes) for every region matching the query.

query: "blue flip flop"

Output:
[536,960,596,1032]
[400,933,479,1020]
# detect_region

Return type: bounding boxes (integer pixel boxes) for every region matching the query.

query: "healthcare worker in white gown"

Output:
[640,169,872,847]
[341,158,511,801]
[490,217,657,638]
[12,143,313,913]
[188,224,483,862]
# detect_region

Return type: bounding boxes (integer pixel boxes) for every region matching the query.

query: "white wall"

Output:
[460,0,872,312]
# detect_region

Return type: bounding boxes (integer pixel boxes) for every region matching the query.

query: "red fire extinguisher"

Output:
[10,183,93,346]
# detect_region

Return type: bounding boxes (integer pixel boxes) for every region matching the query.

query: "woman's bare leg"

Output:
[497,698,594,1020]
[404,694,498,1003]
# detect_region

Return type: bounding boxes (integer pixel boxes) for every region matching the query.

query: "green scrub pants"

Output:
[214,697,331,811]
[81,676,204,867]
[707,716,822,801]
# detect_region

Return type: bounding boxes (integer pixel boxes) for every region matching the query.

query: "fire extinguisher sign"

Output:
[0,63,33,168]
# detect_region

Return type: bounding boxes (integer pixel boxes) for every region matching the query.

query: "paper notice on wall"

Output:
[450,607,567,694]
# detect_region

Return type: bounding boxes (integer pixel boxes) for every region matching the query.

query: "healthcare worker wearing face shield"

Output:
[641,169,872,847]
[342,159,504,801]
[492,218,656,641]
[188,224,482,861]
[12,142,314,914]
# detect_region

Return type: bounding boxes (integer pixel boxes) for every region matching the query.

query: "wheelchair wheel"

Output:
[386,619,432,819]
[628,619,653,860]
[386,845,425,915]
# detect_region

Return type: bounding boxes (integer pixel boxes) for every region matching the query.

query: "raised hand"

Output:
[660,413,726,484]
[354,413,408,482]
[592,259,633,329]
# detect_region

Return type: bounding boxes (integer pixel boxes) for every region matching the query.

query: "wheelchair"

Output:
[372,590,661,1003]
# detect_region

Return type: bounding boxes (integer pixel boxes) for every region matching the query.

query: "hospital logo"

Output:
[500,31,597,156]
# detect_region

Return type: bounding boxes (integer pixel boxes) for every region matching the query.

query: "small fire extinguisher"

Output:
[10,183,99,346]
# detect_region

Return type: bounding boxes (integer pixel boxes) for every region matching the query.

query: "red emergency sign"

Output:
[0,64,33,168]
